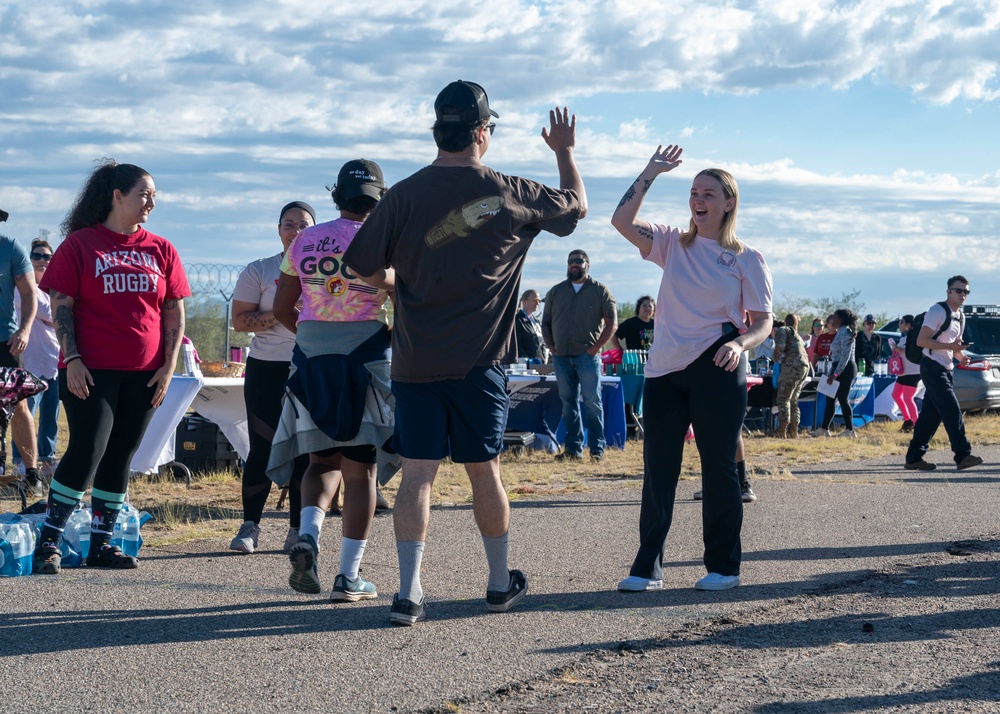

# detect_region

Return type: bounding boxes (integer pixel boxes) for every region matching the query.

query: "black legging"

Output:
[821,360,857,430]
[242,356,305,526]
[54,368,157,495]
[629,333,746,580]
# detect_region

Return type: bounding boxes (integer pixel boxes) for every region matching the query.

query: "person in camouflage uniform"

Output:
[771,313,811,437]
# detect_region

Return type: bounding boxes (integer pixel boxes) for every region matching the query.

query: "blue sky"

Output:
[2,0,999,319]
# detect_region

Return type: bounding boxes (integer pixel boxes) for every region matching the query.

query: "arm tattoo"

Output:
[641,178,652,194]
[242,311,279,331]
[163,299,178,310]
[54,304,79,357]
[616,184,636,209]
[637,225,654,241]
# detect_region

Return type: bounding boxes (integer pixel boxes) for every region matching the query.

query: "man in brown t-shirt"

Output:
[344,80,587,626]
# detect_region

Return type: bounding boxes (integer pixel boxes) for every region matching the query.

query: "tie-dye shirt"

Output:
[280,217,389,325]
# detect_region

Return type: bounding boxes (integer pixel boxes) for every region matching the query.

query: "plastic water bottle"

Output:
[0,522,35,576]
[115,505,143,557]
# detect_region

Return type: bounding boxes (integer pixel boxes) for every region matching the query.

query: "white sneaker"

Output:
[283,527,299,552]
[617,575,664,592]
[838,429,858,439]
[695,572,741,591]
[229,521,260,554]
[810,428,831,437]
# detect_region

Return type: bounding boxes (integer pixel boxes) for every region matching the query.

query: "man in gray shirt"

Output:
[542,249,616,462]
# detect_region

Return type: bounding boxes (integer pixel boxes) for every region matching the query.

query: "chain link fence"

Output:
[184,263,248,361]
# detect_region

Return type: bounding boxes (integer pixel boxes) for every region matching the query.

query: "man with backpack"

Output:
[904,275,983,471]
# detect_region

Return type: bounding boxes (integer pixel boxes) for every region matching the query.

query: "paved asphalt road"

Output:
[2,444,998,712]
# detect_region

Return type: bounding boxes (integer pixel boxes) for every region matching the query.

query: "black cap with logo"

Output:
[434,80,499,123]
[337,159,386,201]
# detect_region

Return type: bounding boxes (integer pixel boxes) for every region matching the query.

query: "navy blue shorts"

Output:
[391,365,509,463]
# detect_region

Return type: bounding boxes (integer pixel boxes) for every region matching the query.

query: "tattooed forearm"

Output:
[617,184,636,209]
[163,299,178,310]
[641,178,652,194]
[54,304,80,358]
[241,311,279,331]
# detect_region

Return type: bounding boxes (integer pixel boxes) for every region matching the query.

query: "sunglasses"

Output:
[567,258,586,265]
[950,288,971,295]
[486,123,496,135]
[31,252,52,261]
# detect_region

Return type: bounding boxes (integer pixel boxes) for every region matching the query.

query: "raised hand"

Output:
[541,107,576,153]
[647,144,683,174]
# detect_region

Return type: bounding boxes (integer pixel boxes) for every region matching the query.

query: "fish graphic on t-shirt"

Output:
[425,195,504,248]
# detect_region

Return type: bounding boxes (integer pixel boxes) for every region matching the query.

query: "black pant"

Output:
[242,357,305,526]
[821,360,857,430]
[905,358,970,464]
[629,335,746,579]
[54,368,157,495]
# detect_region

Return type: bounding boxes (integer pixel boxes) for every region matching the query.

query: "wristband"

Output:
[64,354,82,365]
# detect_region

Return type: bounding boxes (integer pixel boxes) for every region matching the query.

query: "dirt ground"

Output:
[429,540,1000,714]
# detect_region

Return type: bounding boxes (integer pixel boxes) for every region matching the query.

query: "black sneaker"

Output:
[389,593,426,626]
[86,545,138,569]
[486,569,528,613]
[900,419,914,433]
[555,451,582,462]
[590,451,604,463]
[693,490,703,501]
[904,460,936,471]
[957,455,984,471]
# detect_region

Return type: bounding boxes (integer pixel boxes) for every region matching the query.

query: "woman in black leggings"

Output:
[33,160,190,574]
[610,144,773,593]
[228,202,315,554]
[813,308,859,438]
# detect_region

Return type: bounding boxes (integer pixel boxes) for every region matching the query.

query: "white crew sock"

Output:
[339,537,367,580]
[298,506,325,542]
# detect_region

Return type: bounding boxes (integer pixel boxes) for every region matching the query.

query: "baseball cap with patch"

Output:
[337,159,385,201]
[434,80,499,123]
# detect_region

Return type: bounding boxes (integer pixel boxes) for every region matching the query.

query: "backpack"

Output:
[905,301,962,363]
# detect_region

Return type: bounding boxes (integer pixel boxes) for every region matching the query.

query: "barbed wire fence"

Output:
[184,263,246,360]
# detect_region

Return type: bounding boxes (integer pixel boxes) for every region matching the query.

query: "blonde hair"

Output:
[680,168,743,254]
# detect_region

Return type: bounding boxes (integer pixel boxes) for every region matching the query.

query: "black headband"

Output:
[279,201,316,224]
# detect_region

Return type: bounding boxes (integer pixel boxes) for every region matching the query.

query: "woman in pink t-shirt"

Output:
[611,145,773,594]
[269,160,394,602]
[33,160,190,575]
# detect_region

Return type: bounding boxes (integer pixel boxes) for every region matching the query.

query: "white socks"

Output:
[298,506,325,541]
[397,540,425,603]
[339,538,367,581]
[483,532,511,592]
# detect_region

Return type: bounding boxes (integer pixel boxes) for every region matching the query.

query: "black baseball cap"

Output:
[0,208,8,222]
[864,314,876,324]
[337,159,385,200]
[434,80,499,123]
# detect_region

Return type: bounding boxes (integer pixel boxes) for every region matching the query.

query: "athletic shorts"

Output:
[313,444,377,464]
[391,365,509,463]
[0,340,19,369]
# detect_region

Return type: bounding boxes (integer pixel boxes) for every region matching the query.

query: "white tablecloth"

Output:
[130,375,204,473]
[189,378,250,460]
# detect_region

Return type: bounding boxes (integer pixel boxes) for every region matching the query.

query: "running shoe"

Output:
[288,534,321,594]
[331,573,378,602]
[229,520,260,554]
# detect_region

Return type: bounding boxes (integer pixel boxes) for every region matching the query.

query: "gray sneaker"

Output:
[229,520,260,554]
[389,594,426,626]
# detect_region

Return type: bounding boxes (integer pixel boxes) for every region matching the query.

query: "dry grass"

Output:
[4,411,1000,547]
